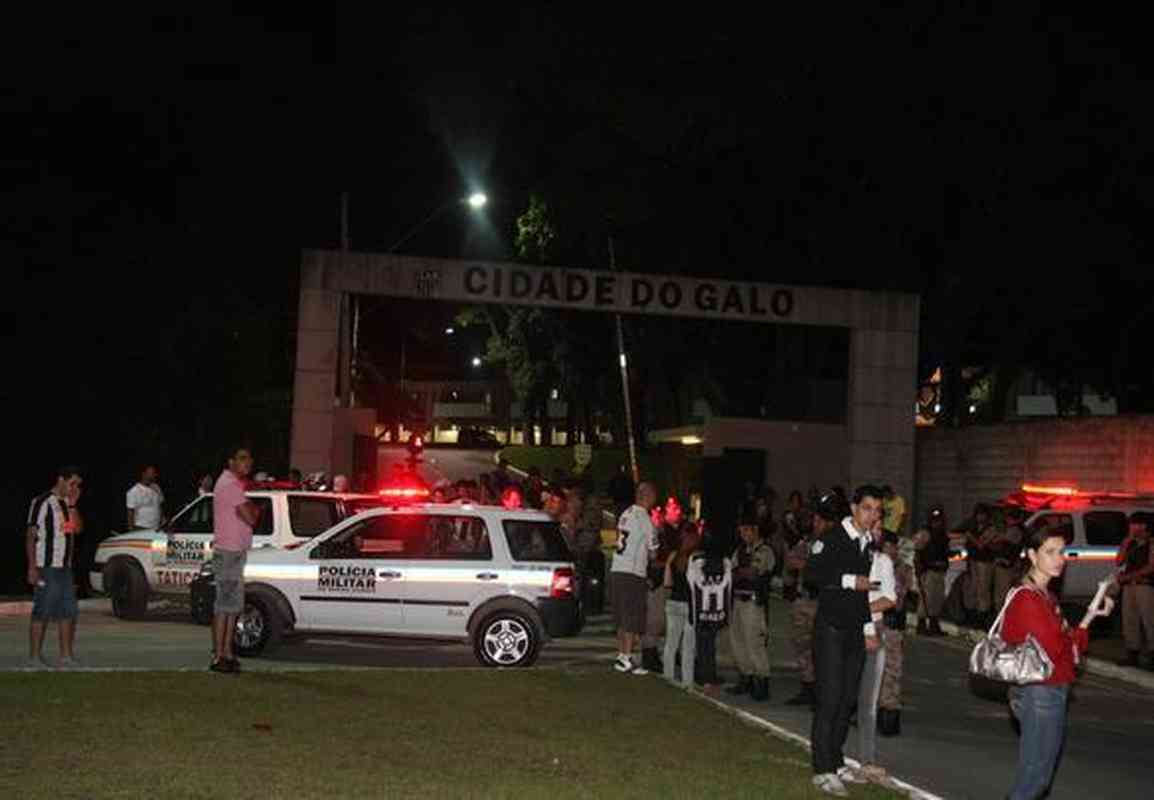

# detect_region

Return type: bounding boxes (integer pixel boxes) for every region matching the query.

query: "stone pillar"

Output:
[290,284,341,474]
[846,294,919,506]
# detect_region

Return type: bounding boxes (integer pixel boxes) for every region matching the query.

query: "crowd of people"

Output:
[19,454,1130,798]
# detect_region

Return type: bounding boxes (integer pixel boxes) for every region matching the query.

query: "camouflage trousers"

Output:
[790,597,818,684]
[879,627,904,710]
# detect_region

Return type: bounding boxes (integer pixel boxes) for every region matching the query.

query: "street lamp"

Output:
[444,327,455,335]
[387,191,490,253]
[471,356,482,368]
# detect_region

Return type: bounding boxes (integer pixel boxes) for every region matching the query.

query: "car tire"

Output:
[106,560,148,620]
[234,592,284,657]
[473,610,541,668]
[190,585,214,626]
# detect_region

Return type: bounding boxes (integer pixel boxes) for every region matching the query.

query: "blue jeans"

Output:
[1008,684,1068,800]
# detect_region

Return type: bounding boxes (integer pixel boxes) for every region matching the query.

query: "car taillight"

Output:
[550,567,574,599]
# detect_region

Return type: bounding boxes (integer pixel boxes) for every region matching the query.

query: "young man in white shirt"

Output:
[126,465,165,531]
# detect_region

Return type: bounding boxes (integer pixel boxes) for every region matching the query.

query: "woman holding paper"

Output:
[1000,527,1113,800]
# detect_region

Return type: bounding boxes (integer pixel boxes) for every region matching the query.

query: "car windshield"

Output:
[502,520,572,562]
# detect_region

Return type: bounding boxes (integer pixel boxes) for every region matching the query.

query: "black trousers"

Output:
[696,624,720,684]
[811,621,866,774]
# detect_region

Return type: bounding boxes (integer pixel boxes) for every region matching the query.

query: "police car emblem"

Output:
[810,540,824,555]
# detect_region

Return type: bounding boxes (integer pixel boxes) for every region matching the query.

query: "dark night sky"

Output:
[4,6,1153,584]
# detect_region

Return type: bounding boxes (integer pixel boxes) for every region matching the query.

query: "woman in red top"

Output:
[1000,526,1112,800]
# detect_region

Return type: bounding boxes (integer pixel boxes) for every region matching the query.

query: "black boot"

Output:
[878,708,902,737]
[725,675,751,696]
[641,647,662,673]
[929,618,946,637]
[785,682,816,707]
[750,676,770,701]
[916,618,929,636]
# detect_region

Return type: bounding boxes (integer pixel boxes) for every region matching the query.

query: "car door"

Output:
[401,514,497,637]
[160,494,274,592]
[299,514,408,632]
[1067,510,1127,599]
[157,496,215,593]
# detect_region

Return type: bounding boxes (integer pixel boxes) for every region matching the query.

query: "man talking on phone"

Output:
[805,486,883,797]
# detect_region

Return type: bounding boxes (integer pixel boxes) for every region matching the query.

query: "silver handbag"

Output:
[969,586,1054,684]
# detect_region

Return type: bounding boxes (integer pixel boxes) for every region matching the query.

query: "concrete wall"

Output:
[914,416,1154,528]
[290,287,341,474]
[704,418,849,496]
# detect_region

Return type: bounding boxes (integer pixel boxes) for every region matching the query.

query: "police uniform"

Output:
[916,524,949,634]
[1119,535,1154,663]
[968,524,996,619]
[786,535,819,704]
[726,537,773,699]
[878,558,912,735]
[993,523,1024,611]
[805,516,872,779]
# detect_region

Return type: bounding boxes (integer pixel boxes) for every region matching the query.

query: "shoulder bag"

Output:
[969,585,1053,684]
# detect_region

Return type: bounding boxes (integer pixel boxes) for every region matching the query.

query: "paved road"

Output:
[378,446,499,488]
[727,597,1153,800]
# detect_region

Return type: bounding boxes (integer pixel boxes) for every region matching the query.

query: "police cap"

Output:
[814,490,849,521]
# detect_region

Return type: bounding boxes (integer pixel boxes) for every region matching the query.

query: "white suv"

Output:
[224,502,581,668]
[92,489,382,619]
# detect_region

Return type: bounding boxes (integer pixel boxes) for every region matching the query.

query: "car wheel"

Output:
[473,610,541,668]
[106,561,148,620]
[190,584,214,626]
[234,593,284,657]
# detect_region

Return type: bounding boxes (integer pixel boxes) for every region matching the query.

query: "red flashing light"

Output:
[379,486,430,500]
[664,496,683,526]
[550,567,575,599]
[1021,483,1078,497]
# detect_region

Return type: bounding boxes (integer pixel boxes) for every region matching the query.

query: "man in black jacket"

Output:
[805,486,883,797]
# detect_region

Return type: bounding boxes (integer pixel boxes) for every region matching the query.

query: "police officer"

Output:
[806,486,882,796]
[1116,513,1154,669]
[965,504,996,627]
[992,507,1025,611]
[877,531,911,736]
[785,495,842,707]
[914,505,949,636]
[725,511,774,701]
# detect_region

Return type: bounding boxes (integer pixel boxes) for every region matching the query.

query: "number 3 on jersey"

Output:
[616,528,629,555]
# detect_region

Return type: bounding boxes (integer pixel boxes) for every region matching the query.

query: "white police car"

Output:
[92,485,383,620]
[222,502,581,668]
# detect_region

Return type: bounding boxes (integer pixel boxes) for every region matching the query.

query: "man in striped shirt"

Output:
[26,466,84,670]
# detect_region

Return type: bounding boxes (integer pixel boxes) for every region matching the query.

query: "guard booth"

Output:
[290,250,919,519]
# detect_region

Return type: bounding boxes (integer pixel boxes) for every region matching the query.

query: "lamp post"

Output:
[342,190,489,406]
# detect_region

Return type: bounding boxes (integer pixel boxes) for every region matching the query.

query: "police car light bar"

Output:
[379,487,430,499]
[1021,483,1078,496]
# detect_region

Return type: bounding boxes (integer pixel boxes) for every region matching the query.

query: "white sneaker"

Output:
[837,765,867,784]
[812,773,849,797]
[629,663,649,676]
[24,657,52,671]
[58,656,82,671]
[613,655,633,673]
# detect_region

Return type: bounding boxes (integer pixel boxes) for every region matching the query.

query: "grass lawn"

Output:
[2,668,904,799]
